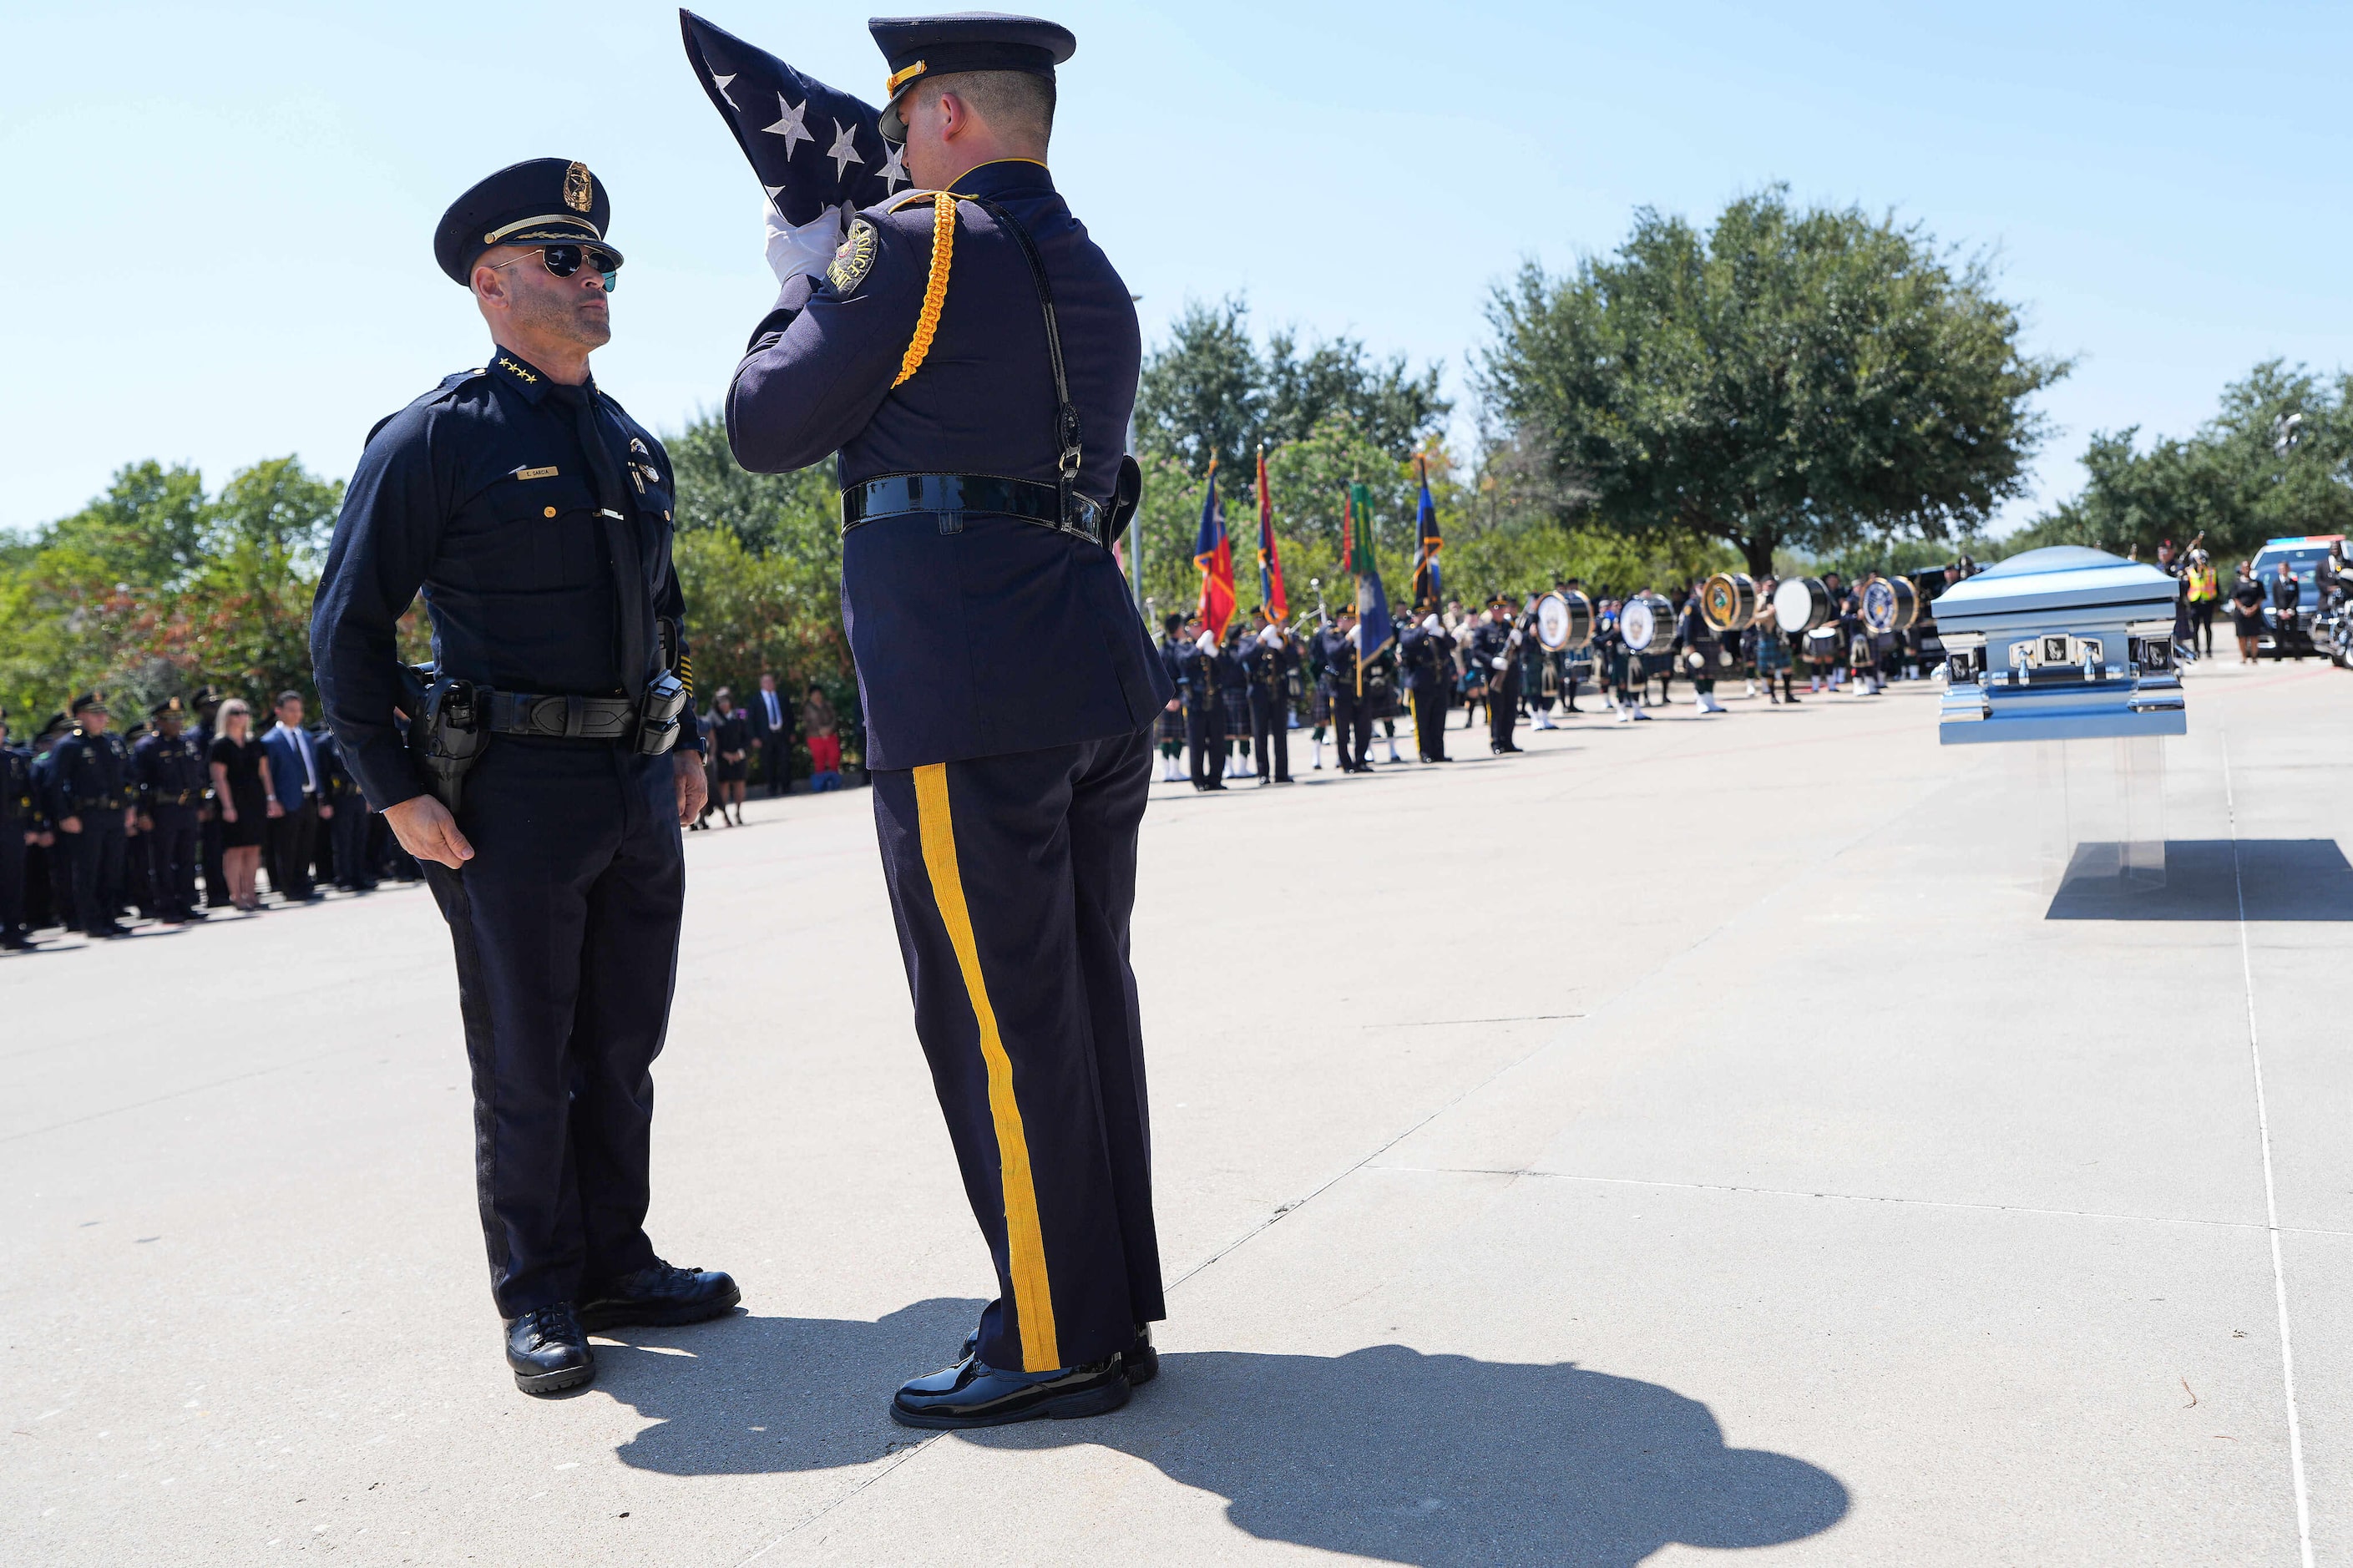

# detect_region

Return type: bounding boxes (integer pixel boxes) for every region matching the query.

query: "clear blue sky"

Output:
[6,0,2349,537]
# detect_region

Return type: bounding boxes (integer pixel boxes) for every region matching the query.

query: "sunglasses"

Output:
[488,244,621,293]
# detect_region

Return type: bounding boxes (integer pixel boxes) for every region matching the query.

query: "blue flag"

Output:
[1349,481,1394,683]
[1409,457,1443,609]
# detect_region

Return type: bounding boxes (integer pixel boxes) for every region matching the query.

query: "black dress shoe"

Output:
[576,1261,741,1332]
[960,1321,1157,1387]
[892,1353,1131,1429]
[506,1304,594,1394]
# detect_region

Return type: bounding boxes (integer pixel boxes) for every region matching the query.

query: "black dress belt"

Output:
[840,473,1106,547]
[486,690,639,741]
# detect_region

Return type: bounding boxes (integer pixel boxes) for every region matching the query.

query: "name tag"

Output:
[514,465,559,481]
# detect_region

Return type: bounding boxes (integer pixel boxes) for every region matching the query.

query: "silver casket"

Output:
[1932,546,2186,744]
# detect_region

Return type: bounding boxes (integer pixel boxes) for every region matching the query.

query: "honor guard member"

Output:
[133,698,209,923]
[1318,605,1372,771]
[1672,589,1728,715]
[1238,611,1298,784]
[1174,626,1226,791]
[1470,598,1526,753]
[311,158,738,1398]
[726,13,1172,1428]
[45,694,135,938]
[1399,612,1452,762]
[2,709,36,950]
[1153,613,1189,782]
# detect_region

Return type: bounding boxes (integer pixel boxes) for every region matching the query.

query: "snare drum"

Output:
[1699,572,1758,633]
[1620,592,1673,654]
[1860,574,1920,634]
[1772,575,1836,634]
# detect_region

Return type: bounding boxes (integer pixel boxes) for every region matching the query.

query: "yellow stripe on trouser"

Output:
[913,763,1060,1371]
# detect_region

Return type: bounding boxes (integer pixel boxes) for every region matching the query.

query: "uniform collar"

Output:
[949,158,1055,201]
[486,347,595,407]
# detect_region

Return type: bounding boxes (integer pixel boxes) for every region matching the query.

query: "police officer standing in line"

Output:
[133,697,210,924]
[1,709,37,951]
[1177,624,1227,792]
[1319,604,1371,772]
[311,159,737,1397]
[1399,611,1452,762]
[1471,595,1526,754]
[727,14,1172,1428]
[45,694,135,938]
[189,686,231,909]
[1238,609,1298,785]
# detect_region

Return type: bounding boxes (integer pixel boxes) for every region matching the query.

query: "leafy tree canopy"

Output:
[1134,296,1451,487]
[1478,186,2069,575]
[2004,360,2353,565]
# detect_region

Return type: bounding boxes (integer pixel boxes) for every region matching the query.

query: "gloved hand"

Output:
[1490,655,1509,671]
[766,199,844,290]
[1508,628,1524,646]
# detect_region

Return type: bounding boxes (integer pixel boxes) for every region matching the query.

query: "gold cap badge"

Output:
[564,162,594,214]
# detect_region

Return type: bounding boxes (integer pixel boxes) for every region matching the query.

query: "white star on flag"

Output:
[762,94,812,159]
[827,119,863,180]
[763,184,787,213]
[711,72,738,110]
[879,139,909,195]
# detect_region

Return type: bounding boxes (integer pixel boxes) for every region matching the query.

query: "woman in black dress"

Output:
[706,689,750,827]
[206,698,280,911]
[2229,563,2267,663]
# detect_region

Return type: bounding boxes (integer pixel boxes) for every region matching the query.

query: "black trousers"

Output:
[330,800,374,888]
[1248,691,1290,781]
[423,739,683,1318]
[1330,690,1373,770]
[871,728,1163,1373]
[201,812,228,907]
[145,805,200,918]
[64,817,127,932]
[1410,685,1449,761]
[1186,701,1226,789]
[267,797,320,900]
[1489,675,1521,751]
[0,823,23,941]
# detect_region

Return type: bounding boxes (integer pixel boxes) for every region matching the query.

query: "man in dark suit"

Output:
[259,690,327,902]
[746,671,796,797]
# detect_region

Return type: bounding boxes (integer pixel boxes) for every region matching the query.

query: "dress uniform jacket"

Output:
[725,157,1170,1377]
[1,743,35,943]
[45,725,132,933]
[133,728,207,918]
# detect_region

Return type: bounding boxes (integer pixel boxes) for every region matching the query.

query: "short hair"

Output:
[275,690,302,708]
[915,69,1055,145]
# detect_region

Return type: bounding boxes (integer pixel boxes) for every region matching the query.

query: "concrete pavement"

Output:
[4,654,2348,1565]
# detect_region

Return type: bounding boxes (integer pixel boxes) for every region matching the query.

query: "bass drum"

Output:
[1860,574,1920,634]
[1620,592,1674,654]
[1534,589,1596,651]
[1699,572,1758,633]
[1772,575,1836,634]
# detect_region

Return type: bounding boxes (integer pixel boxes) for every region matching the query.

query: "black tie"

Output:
[551,382,649,700]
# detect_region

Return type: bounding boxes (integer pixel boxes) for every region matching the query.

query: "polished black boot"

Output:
[576,1261,741,1332]
[891,1353,1131,1429]
[506,1304,594,1395]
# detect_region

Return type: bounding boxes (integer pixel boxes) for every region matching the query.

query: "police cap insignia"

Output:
[827,216,879,294]
[434,158,623,286]
[69,691,107,716]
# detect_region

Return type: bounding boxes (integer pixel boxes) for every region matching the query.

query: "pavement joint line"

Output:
[0,1043,387,1146]
[1363,1013,1588,1028]
[1382,1165,2353,1238]
[1162,756,1974,1299]
[2224,726,2315,1568]
[731,1438,943,1568]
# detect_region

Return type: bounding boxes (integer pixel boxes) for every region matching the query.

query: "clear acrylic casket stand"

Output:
[2007,736,2168,898]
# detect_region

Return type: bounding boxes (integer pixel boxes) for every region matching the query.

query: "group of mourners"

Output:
[1147,569,1954,792]
[0,686,424,951]
[686,674,848,829]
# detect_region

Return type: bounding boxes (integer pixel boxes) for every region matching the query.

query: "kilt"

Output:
[1754,630,1791,672]
[1155,702,1187,746]
[1309,685,1333,726]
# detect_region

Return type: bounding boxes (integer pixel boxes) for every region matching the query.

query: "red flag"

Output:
[1256,445,1288,620]
[1340,488,1355,576]
[1193,456,1237,638]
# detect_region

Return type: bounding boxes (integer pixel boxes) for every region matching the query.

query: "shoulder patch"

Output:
[827,217,880,294]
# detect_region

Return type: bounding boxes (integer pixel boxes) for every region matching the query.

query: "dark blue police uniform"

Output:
[132,701,207,922]
[44,701,133,937]
[1238,627,1299,782]
[311,157,732,1393]
[1,717,35,949]
[727,107,1171,1413]
[1399,620,1451,761]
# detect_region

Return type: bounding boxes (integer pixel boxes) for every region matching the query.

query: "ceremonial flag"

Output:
[1194,458,1237,639]
[1409,455,1444,609]
[1255,445,1288,620]
[1350,479,1395,694]
[680,12,913,271]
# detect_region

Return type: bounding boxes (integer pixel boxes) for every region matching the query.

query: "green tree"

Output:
[1478,186,2069,576]
[2006,361,2353,563]
[1133,296,1450,487]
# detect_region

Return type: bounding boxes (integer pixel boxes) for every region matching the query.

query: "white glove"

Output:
[765,199,843,289]
[1490,655,1508,671]
[1508,628,1524,647]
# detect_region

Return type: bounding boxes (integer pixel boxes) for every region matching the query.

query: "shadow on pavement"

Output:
[607,1312,1850,1565]
[2047,838,2353,921]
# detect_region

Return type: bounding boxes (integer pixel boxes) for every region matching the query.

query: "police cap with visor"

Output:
[870,12,1076,139]
[433,158,625,288]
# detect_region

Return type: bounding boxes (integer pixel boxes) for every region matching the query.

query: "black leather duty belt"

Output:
[486,690,639,741]
[840,473,1106,547]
